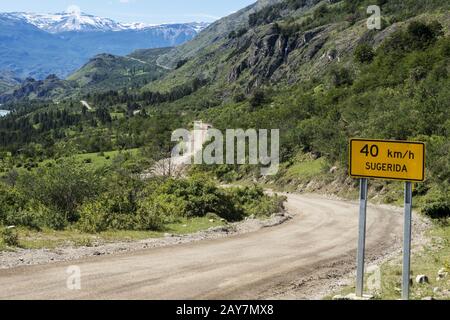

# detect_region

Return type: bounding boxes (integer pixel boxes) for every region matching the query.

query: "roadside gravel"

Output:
[0,212,291,270]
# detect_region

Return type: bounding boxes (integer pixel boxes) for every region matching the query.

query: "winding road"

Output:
[0,193,403,300]
[80,100,93,111]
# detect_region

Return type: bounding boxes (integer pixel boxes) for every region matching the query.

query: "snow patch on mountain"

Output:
[7,12,141,33]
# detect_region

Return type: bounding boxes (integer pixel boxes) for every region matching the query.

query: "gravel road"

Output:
[0,193,405,300]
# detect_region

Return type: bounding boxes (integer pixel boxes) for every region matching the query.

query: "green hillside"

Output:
[0,48,172,103]
[144,0,449,92]
[68,48,172,92]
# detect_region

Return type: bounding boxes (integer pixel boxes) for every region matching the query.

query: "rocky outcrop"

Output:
[305,38,327,60]
[228,31,294,83]
[228,24,330,87]
[302,27,325,45]
[228,60,249,82]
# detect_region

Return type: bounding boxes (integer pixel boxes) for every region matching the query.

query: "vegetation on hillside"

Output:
[0,157,284,240]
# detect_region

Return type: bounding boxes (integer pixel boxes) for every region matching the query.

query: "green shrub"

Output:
[354,44,375,64]
[77,200,109,233]
[313,4,329,20]
[249,89,269,109]
[136,198,167,231]
[17,158,104,222]
[2,169,286,233]
[141,176,252,222]
[1,227,19,247]
[154,177,223,218]
[176,59,188,69]
[78,184,184,233]
[381,21,443,53]
[422,200,450,219]
[246,194,286,217]
[226,186,285,217]
[6,208,41,231]
[6,201,65,231]
[330,67,353,87]
[0,183,28,224]
[78,193,138,233]
[149,194,187,218]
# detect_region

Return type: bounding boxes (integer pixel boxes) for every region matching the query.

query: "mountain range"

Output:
[0,11,208,85]
[2,12,208,34]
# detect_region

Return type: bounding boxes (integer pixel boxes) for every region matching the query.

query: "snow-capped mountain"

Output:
[184,22,211,34]
[11,12,127,33]
[0,11,209,80]
[3,11,209,34]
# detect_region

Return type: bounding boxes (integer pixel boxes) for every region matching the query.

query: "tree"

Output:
[407,21,442,49]
[330,67,353,87]
[313,4,329,20]
[250,89,267,109]
[354,44,375,63]
[176,59,188,69]
[17,158,104,223]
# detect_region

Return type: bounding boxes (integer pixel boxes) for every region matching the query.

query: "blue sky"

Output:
[0,0,257,24]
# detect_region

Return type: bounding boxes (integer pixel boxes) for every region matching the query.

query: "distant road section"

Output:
[80,100,92,110]
[0,193,403,300]
[155,56,173,70]
[125,56,149,65]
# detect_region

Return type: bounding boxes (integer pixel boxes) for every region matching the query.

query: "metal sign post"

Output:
[349,139,425,300]
[402,182,413,300]
[356,178,368,297]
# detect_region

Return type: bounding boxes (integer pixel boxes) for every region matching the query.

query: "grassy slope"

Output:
[71,149,140,169]
[328,221,450,300]
[1,149,140,177]
[0,217,225,251]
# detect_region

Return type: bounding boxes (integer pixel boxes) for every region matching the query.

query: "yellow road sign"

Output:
[349,139,425,182]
